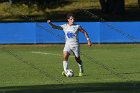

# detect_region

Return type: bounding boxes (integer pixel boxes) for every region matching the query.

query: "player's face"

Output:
[68,16,75,23]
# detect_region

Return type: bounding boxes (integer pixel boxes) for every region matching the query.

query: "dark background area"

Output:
[0,0,140,22]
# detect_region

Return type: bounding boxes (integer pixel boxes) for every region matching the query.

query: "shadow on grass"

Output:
[0,81,140,93]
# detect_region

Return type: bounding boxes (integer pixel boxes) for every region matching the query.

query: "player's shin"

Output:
[77,60,84,73]
[63,61,68,73]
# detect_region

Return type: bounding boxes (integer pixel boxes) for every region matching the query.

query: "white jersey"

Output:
[60,24,80,45]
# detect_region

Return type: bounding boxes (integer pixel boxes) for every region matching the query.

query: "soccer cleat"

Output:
[79,72,83,77]
[62,71,66,76]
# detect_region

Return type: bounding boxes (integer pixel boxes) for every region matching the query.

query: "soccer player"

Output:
[47,13,92,76]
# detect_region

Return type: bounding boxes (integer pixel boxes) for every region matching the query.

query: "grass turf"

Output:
[0,44,140,93]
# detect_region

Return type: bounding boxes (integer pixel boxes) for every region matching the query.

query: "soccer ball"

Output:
[66,69,74,77]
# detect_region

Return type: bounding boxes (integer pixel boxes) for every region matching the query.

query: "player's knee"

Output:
[75,57,81,62]
[64,56,68,61]
[63,54,69,61]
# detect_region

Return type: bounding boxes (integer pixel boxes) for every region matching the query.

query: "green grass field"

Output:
[0,44,140,93]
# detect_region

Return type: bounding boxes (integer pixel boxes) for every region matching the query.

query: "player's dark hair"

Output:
[67,13,75,19]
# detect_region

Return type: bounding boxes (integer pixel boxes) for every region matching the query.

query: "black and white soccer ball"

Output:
[66,69,74,77]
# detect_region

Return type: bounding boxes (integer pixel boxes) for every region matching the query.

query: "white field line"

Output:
[31,51,74,57]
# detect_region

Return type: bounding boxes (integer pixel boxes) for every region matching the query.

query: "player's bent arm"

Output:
[47,20,63,30]
[79,26,92,46]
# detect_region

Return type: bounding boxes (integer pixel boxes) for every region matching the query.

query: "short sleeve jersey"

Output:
[60,24,80,45]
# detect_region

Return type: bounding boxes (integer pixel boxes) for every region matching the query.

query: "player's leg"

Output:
[71,45,84,76]
[62,44,71,76]
[75,56,84,76]
[63,51,70,73]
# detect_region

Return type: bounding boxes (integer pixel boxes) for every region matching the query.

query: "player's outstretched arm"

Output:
[47,20,63,30]
[79,26,92,47]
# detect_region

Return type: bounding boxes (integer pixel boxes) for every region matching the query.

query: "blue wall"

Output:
[0,23,36,44]
[0,22,140,44]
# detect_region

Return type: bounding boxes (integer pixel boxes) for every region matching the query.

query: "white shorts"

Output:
[63,43,80,57]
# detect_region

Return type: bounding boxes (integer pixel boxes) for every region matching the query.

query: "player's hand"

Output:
[88,40,92,47]
[47,20,51,23]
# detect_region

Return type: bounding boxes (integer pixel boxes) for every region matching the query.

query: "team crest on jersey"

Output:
[67,32,75,38]
[73,27,77,29]
[72,26,78,33]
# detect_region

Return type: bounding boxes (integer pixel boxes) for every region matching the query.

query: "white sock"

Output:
[63,61,68,73]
